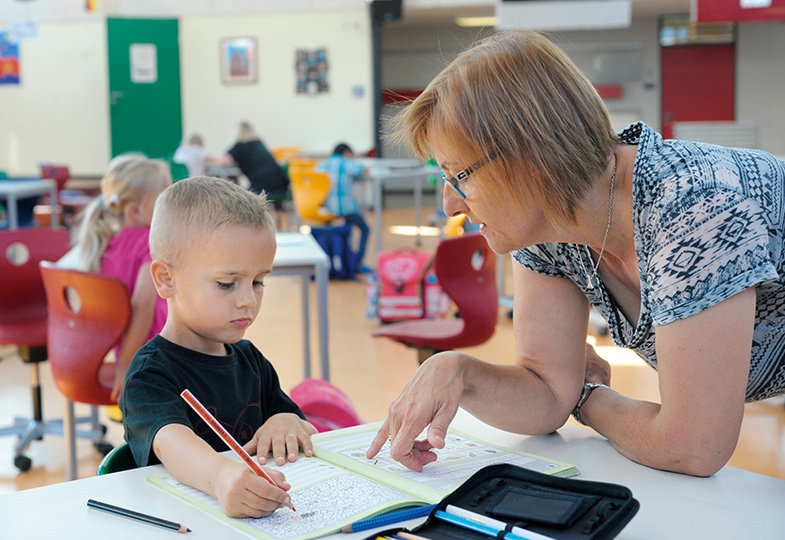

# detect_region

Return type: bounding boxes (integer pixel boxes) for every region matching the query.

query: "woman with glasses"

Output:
[367,30,785,477]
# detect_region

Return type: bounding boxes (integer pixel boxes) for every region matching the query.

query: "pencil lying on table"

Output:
[87,499,191,534]
[180,389,296,511]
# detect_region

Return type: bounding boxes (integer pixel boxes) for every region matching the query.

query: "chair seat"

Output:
[373,319,470,350]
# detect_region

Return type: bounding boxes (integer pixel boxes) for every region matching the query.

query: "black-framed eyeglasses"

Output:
[441,156,493,200]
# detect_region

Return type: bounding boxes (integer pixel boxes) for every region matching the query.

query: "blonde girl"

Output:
[77,157,171,401]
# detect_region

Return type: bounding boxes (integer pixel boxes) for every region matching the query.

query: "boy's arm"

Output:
[153,423,293,518]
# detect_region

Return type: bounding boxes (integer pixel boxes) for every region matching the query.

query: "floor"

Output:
[1,199,784,496]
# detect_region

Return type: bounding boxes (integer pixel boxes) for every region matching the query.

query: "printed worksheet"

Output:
[148,422,577,539]
[149,456,427,540]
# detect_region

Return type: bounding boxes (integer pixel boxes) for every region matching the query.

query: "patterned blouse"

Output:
[514,122,785,401]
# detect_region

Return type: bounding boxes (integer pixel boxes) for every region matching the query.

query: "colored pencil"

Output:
[341,504,437,533]
[180,388,295,511]
[87,499,190,534]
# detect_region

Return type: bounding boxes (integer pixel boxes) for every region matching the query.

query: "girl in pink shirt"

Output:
[77,157,171,401]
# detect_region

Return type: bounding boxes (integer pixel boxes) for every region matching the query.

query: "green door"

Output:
[107,18,182,162]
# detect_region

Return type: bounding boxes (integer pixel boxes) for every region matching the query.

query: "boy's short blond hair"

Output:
[150,176,274,264]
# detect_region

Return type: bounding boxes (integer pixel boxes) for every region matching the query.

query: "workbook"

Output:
[148,421,578,540]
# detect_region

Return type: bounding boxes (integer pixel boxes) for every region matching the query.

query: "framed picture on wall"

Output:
[220,37,257,84]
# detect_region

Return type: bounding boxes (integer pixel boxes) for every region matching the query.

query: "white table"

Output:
[272,232,330,381]
[2,409,783,539]
[359,158,440,257]
[0,178,58,229]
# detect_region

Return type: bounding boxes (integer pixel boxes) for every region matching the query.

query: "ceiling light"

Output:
[456,16,497,28]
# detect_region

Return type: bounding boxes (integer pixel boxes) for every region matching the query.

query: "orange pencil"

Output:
[180,389,296,511]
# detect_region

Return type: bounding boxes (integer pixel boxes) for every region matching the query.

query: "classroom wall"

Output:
[0,19,110,177]
[0,4,373,176]
[380,13,785,158]
[179,9,374,161]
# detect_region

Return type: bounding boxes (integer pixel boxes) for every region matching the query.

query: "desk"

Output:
[0,179,58,229]
[272,232,330,381]
[359,159,440,257]
[2,409,783,539]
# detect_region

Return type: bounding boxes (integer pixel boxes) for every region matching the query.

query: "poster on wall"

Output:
[221,37,257,84]
[130,43,157,83]
[0,31,20,85]
[295,48,328,94]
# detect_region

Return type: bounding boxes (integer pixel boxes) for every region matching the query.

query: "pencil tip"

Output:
[340,525,353,533]
[179,525,191,533]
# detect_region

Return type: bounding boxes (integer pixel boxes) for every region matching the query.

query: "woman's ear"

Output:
[150,259,175,299]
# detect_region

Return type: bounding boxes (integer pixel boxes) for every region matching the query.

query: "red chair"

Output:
[38,164,94,228]
[39,261,132,480]
[0,229,70,472]
[372,233,498,364]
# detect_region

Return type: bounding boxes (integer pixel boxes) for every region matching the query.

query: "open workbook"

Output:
[148,421,578,540]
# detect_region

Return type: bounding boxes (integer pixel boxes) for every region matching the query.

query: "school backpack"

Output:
[374,247,447,323]
[289,379,363,433]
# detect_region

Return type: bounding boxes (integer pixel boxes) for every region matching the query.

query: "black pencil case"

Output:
[366,463,639,540]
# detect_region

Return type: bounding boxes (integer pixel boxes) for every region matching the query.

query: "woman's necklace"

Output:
[578,153,616,290]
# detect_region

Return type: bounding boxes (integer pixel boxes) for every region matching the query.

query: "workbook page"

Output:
[148,456,426,540]
[313,422,578,502]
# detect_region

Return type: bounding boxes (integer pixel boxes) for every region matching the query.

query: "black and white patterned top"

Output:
[514,122,785,401]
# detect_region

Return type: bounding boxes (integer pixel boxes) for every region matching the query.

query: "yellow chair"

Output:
[287,157,320,173]
[288,168,336,226]
[271,146,303,164]
[443,214,467,237]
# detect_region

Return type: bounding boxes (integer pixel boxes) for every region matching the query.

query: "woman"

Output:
[223,121,288,206]
[367,30,785,477]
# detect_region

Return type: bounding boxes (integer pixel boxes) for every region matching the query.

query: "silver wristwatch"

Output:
[572,382,609,425]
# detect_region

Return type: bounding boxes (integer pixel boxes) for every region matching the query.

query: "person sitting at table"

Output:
[221,121,289,208]
[366,30,785,477]
[316,142,371,274]
[75,156,171,405]
[173,133,213,177]
[121,176,317,518]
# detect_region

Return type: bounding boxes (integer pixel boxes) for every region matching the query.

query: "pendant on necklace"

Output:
[587,276,595,290]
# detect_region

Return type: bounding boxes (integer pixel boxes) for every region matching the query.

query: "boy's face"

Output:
[155,224,276,356]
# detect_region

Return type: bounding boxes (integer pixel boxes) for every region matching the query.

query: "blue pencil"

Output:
[340,504,437,533]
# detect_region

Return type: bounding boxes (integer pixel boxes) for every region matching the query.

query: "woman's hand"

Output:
[366,352,466,471]
[244,413,317,466]
[584,343,611,386]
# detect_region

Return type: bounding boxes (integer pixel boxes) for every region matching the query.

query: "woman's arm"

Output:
[111,263,156,401]
[153,424,292,518]
[368,263,591,469]
[580,287,755,476]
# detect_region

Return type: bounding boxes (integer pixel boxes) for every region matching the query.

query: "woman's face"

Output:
[429,126,549,254]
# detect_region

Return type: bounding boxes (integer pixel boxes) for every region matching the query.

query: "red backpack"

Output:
[375,248,434,322]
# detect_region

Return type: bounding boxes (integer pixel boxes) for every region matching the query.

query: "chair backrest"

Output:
[96,442,137,475]
[288,168,335,224]
[0,229,71,345]
[39,164,71,193]
[271,146,303,163]
[434,233,498,344]
[39,261,132,405]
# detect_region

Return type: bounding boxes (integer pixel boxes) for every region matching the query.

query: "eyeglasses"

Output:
[441,156,492,200]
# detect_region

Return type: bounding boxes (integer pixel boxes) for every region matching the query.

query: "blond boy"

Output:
[120,176,316,518]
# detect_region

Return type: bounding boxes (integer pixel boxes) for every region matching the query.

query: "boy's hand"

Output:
[243,413,317,465]
[214,459,292,518]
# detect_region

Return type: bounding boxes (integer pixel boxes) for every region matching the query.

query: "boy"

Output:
[120,176,317,518]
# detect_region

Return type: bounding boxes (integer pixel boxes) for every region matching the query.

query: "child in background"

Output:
[77,157,171,403]
[120,177,317,518]
[173,133,210,177]
[317,143,370,273]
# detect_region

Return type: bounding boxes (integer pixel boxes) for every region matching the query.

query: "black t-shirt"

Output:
[227,140,288,196]
[120,335,304,467]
